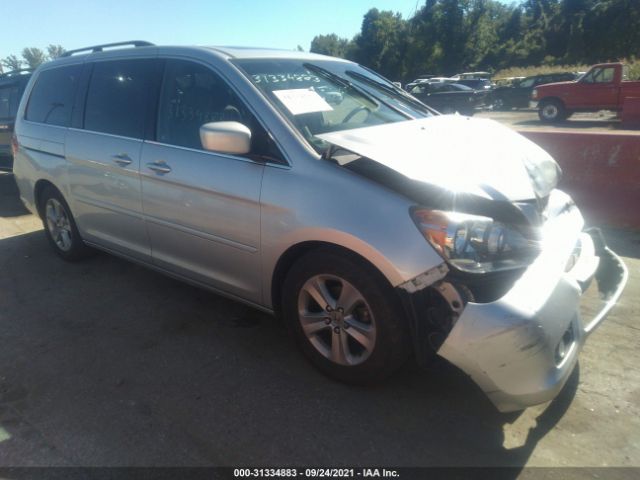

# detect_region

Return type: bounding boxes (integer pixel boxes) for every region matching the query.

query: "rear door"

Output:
[140,58,275,303]
[66,58,161,261]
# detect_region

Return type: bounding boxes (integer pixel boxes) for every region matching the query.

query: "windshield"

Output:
[233,58,431,153]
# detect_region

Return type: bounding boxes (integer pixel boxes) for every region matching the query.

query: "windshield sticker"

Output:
[252,73,321,85]
[273,88,333,115]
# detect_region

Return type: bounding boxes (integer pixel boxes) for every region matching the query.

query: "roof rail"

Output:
[0,68,34,78]
[61,41,155,57]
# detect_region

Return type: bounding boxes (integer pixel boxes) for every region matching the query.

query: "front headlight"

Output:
[411,209,539,273]
[532,88,538,99]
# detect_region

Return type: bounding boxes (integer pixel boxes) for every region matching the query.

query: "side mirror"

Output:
[200,121,251,155]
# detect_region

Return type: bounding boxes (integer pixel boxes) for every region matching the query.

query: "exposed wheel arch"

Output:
[271,241,395,317]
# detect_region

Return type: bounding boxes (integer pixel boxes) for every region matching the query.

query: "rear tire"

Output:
[538,99,567,123]
[40,186,94,261]
[282,249,411,384]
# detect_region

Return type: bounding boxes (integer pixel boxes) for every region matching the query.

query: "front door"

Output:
[573,66,619,110]
[140,59,272,304]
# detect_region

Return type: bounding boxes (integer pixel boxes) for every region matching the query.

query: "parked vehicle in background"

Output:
[493,76,525,87]
[0,69,32,170]
[410,74,436,83]
[408,82,485,115]
[532,63,640,122]
[451,71,491,80]
[455,78,493,91]
[12,42,627,413]
[490,72,577,110]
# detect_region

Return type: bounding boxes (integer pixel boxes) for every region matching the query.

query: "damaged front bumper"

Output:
[400,192,628,412]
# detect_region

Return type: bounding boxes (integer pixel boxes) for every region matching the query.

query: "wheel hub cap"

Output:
[298,274,376,366]
[45,198,73,252]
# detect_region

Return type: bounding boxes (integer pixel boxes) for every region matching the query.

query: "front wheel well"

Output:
[270,241,395,316]
[538,96,565,108]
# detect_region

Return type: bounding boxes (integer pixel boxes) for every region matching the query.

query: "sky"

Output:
[0,0,434,60]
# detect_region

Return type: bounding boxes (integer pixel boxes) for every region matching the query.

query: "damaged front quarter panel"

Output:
[398,264,473,368]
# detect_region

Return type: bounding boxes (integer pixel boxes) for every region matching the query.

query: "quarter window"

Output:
[84,59,157,138]
[25,65,81,126]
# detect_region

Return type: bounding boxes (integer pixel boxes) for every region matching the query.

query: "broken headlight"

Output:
[411,209,539,273]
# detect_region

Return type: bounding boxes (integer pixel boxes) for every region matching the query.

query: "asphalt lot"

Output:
[0,170,639,472]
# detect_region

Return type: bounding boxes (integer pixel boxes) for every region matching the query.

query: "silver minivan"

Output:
[12,42,627,412]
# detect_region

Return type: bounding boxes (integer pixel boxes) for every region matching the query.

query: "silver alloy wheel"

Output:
[542,103,558,120]
[45,198,73,252]
[297,274,376,366]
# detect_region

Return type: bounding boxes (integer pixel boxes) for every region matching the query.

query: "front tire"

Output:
[538,99,567,123]
[282,249,411,384]
[40,186,93,261]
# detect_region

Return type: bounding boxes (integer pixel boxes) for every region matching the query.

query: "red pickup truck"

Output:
[531,63,640,122]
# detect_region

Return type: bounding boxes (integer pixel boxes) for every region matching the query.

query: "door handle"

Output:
[146,161,172,174]
[112,153,132,166]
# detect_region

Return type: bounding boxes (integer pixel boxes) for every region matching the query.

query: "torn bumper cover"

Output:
[401,198,628,412]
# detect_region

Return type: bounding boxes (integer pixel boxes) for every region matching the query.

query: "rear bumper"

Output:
[404,191,628,412]
[529,101,539,109]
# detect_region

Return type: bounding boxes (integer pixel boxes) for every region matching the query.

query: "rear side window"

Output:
[84,59,157,138]
[25,65,81,126]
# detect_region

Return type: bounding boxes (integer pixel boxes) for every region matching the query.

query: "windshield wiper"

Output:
[345,70,433,115]
[303,63,410,118]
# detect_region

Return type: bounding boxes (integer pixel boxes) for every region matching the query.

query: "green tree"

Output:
[437,0,467,74]
[309,0,640,81]
[1,54,23,72]
[310,34,350,58]
[47,44,66,59]
[22,47,48,69]
[353,8,408,79]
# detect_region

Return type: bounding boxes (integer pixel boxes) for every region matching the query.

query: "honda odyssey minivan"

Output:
[12,41,627,412]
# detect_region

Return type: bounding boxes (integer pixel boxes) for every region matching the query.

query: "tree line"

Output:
[1,45,65,73]
[309,0,639,81]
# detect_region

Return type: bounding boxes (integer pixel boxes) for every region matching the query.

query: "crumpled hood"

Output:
[317,115,560,201]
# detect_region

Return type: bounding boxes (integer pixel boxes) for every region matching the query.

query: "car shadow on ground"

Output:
[0,172,30,217]
[0,228,579,471]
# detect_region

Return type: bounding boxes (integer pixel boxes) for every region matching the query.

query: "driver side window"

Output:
[157,59,283,162]
[583,67,615,84]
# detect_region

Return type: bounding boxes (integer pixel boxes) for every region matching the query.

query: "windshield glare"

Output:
[234,59,430,153]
